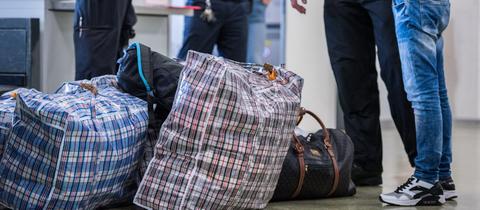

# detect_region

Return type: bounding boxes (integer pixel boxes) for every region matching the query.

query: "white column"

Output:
[285,0,337,131]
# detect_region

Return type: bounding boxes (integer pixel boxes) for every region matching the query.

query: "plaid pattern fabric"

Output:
[0,82,149,209]
[0,89,40,160]
[55,75,118,94]
[140,122,161,179]
[0,92,16,161]
[56,75,157,180]
[134,51,303,209]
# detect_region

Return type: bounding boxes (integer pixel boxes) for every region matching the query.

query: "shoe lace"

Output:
[395,177,416,193]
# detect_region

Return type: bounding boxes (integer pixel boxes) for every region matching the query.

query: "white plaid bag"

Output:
[134,51,304,209]
[0,81,149,209]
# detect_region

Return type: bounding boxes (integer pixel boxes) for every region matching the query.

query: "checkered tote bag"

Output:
[0,89,40,160]
[0,92,16,160]
[55,75,156,178]
[0,83,149,209]
[134,51,304,209]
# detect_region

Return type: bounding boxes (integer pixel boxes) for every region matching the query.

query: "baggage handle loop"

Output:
[294,107,340,197]
[80,83,98,119]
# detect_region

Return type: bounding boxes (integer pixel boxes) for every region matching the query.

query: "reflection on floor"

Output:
[267,121,480,210]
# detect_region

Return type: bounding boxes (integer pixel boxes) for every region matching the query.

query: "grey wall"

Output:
[285,0,338,131]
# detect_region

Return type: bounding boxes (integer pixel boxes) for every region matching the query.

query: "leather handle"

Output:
[291,135,305,199]
[296,107,340,197]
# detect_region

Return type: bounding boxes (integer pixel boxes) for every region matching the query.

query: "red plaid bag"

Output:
[134,51,303,209]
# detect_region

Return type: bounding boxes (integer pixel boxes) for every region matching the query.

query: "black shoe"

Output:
[351,164,382,186]
[380,177,445,206]
[440,177,458,200]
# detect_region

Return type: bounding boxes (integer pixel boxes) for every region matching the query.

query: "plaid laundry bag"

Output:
[0,82,149,209]
[56,75,156,178]
[55,75,118,94]
[0,89,40,160]
[0,92,16,160]
[134,51,304,209]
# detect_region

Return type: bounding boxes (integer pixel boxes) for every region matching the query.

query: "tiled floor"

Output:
[2,122,479,210]
[267,121,480,210]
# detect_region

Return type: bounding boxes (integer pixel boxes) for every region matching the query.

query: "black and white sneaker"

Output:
[380,177,446,206]
[440,177,458,200]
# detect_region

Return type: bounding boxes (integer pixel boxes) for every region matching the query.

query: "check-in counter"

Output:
[43,0,192,92]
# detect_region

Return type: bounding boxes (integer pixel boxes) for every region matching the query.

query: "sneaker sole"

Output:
[445,190,458,200]
[379,195,446,206]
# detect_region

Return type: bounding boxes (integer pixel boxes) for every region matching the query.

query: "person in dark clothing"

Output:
[290,0,417,186]
[177,0,251,62]
[74,0,137,80]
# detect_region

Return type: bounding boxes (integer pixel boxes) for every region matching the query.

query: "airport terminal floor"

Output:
[108,122,480,210]
[266,122,480,210]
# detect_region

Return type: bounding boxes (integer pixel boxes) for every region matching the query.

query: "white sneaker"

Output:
[380,177,446,206]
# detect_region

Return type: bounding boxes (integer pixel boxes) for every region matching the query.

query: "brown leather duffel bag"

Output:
[271,108,356,201]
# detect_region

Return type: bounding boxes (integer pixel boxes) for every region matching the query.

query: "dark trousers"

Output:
[324,0,416,172]
[74,0,136,80]
[177,0,250,62]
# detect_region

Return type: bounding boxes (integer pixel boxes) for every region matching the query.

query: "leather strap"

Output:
[291,135,305,198]
[295,107,340,197]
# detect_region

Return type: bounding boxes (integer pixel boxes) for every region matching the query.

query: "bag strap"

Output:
[294,107,340,197]
[291,134,305,198]
[133,42,157,126]
[80,83,98,119]
[134,42,154,98]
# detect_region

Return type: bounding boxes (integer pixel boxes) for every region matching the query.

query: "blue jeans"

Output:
[393,0,452,184]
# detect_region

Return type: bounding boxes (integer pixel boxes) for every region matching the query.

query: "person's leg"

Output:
[362,0,417,167]
[395,1,442,186]
[73,0,130,80]
[435,37,452,181]
[436,36,457,200]
[177,1,223,60]
[181,0,194,44]
[380,0,451,206]
[117,0,136,74]
[246,21,266,64]
[216,1,249,62]
[324,0,383,183]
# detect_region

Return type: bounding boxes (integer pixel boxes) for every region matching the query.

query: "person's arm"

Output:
[290,0,307,14]
[262,0,272,5]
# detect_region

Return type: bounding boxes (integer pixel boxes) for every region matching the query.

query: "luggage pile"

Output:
[0,43,356,209]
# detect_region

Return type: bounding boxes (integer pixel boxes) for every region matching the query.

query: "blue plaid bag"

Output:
[0,82,149,209]
[0,92,16,161]
[0,89,40,160]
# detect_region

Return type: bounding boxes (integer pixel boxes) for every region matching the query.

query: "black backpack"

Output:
[117,42,183,133]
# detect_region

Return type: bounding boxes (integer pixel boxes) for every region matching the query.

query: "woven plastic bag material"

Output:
[55,75,118,94]
[55,75,156,178]
[0,89,40,160]
[134,51,304,210]
[0,82,148,210]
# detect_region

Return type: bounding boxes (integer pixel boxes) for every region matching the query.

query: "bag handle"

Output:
[80,83,98,118]
[293,107,340,197]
